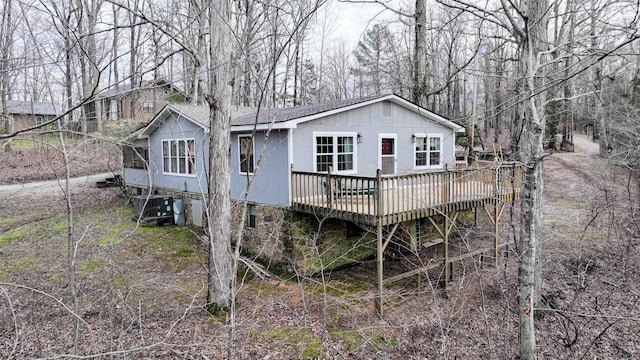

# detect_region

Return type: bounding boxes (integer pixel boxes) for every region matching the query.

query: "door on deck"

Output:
[379,135,396,175]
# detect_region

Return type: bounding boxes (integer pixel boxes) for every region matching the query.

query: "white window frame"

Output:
[162,138,196,177]
[313,132,358,174]
[238,134,255,175]
[413,133,443,170]
[142,101,155,113]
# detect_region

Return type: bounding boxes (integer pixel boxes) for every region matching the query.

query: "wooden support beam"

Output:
[427,212,458,288]
[376,220,383,317]
[383,242,516,286]
[375,168,384,318]
[382,223,399,254]
[484,202,505,267]
[409,220,418,253]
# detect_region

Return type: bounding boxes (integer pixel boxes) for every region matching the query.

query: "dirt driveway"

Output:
[0,172,112,197]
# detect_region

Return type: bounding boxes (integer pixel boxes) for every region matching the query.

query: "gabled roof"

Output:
[138,94,463,138]
[232,94,463,132]
[1,101,58,116]
[97,78,186,99]
[138,103,255,138]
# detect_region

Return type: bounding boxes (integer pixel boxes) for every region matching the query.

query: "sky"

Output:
[308,0,408,55]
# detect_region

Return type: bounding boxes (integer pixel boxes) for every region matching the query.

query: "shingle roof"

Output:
[97,78,185,98]
[140,94,462,137]
[231,94,384,126]
[166,104,257,127]
[1,101,57,116]
[165,94,400,126]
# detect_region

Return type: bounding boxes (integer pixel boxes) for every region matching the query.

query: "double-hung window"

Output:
[143,101,155,113]
[314,133,356,173]
[162,139,195,175]
[238,135,255,174]
[414,134,443,169]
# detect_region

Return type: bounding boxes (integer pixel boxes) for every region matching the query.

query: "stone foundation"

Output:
[122,184,471,276]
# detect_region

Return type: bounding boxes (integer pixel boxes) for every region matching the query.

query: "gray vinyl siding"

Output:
[230,129,290,206]
[146,114,209,194]
[291,101,457,177]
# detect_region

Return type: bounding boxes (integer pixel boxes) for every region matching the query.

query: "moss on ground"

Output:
[551,198,589,210]
[138,226,203,262]
[0,229,25,247]
[260,327,324,358]
[80,259,105,272]
[328,328,362,352]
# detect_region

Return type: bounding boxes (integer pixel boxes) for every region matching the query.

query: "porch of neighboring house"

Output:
[290,163,523,316]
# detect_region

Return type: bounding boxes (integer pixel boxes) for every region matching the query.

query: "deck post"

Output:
[290,163,294,205]
[494,202,499,267]
[484,201,506,267]
[375,169,384,317]
[444,214,450,288]
[327,166,333,208]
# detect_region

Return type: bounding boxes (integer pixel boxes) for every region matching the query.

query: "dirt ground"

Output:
[0,137,120,185]
[1,134,639,359]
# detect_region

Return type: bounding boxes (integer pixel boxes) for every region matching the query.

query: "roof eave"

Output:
[138,105,208,138]
[259,94,462,131]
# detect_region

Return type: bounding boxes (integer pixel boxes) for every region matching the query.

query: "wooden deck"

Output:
[291,163,522,226]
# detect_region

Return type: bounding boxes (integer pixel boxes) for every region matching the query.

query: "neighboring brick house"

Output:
[1,100,58,133]
[96,78,188,125]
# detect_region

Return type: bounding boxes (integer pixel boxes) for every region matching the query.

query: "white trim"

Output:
[237,134,255,175]
[378,133,397,175]
[287,128,293,206]
[139,105,208,138]
[413,133,444,170]
[161,138,197,177]
[312,131,358,175]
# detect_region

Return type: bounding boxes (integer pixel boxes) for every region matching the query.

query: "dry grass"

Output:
[0,135,121,185]
[1,134,639,358]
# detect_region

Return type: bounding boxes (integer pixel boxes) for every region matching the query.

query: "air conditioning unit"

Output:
[132,195,174,225]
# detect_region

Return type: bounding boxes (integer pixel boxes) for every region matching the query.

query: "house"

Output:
[122,94,522,313]
[96,78,188,125]
[124,93,464,217]
[1,100,58,132]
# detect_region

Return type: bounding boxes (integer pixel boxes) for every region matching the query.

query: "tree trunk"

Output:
[515,0,549,358]
[1,0,12,135]
[412,0,427,106]
[206,0,234,314]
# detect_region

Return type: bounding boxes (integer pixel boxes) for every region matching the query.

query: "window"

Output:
[35,116,45,126]
[239,135,254,174]
[415,137,428,167]
[246,204,256,228]
[123,146,149,169]
[429,137,442,166]
[414,134,442,168]
[162,139,195,175]
[142,101,155,113]
[314,133,356,173]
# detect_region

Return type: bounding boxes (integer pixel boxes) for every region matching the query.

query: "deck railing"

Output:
[291,163,522,223]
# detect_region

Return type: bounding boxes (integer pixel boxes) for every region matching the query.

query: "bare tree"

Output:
[205,0,234,316]
[0,0,14,135]
[412,0,427,105]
